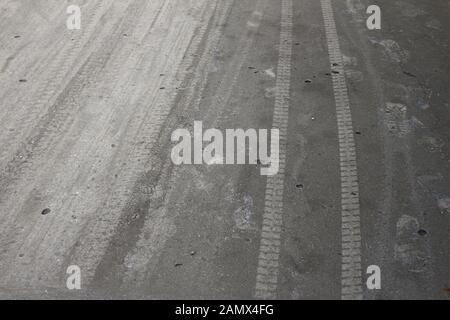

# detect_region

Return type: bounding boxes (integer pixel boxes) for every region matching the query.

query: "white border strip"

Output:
[320,0,363,300]
[254,0,292,299]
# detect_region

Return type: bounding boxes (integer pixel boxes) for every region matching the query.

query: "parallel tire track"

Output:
[0,0,152,262]
[0,1,109,167]
[0,0,164,286]
[320,0,363,300]
[254,0,292,300]
[28,0,181,288]
[120,0,226,287]
[64,0,213,287]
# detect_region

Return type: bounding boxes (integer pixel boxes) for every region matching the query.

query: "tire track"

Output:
[0,0,110,168]
[206,0,266,128]
[44,0,212,289]
[254,0,292,300]
[30,0,180,288]
[0,0,171,287]
[118,0,228,288]
[120,0,269,290]
[320,0,363,300]
[0,0,148,254]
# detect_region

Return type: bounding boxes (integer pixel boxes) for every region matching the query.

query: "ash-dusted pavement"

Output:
[0,0,448,299]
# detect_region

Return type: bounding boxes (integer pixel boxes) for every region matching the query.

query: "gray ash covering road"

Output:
[0,0,449,299]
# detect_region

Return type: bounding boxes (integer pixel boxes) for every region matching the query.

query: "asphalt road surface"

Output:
[0,0,449,300]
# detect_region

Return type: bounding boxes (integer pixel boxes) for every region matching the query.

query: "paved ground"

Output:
[0,0,448,299]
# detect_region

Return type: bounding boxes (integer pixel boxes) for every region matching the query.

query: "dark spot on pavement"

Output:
[175,263,183,267]
[418,229,427,236]
[403,71,416,77]
[19,79,27,83]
